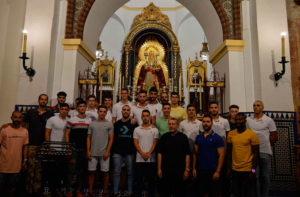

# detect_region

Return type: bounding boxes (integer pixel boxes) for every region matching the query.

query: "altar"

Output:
[79,3,225,114]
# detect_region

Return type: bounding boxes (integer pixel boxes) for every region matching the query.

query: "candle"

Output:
[281,32,286,57]
[22,29,28,53]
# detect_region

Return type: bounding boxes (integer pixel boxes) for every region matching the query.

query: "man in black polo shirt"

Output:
[157,118,190,197]
[24,94,53,195]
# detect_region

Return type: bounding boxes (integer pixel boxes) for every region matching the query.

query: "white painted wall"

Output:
[16,0,56,105]
[0,0,26,124]
[255,0,293,111]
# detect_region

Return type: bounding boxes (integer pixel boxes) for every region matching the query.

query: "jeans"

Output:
[112,153,134,194]
[257,153,272,197]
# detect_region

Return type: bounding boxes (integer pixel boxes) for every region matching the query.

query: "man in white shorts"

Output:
[132,90,156,126]
[112,88,132,123]
[87,105,114,197]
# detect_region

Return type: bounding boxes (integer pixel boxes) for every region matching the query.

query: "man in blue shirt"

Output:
[192,114,225,197]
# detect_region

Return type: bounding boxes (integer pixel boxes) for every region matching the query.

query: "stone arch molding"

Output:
[64,0,242,52]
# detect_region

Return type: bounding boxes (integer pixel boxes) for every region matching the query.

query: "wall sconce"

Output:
[274,32,289,84]
[19,29,35,78]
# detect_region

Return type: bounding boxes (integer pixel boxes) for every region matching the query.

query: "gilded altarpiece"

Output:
[119,3,183,100]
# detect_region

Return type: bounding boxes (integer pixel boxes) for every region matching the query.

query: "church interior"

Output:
[0,0,300,196]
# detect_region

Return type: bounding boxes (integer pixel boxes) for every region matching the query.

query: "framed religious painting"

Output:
[98,54,116,87]
[186,56,206,87]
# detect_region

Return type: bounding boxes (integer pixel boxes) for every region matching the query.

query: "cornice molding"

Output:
[209,40,246,65]
[61,39,96,64]
[122,5,184,11]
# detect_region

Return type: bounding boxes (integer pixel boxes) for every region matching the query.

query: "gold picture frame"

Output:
[98,54,116,87]
[186,57,206,87]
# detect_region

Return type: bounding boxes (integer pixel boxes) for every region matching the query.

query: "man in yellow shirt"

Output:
[227,112,259,197]
[170,92,187,123]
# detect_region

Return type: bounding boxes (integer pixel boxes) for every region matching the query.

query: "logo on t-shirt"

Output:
[121,126,129,135]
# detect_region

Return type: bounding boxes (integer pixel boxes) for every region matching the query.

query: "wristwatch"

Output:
[251,168,256,173]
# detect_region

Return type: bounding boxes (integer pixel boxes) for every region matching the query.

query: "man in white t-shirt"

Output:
[103,97,113,122]
[208,101,230,142]
[246,100,277,197]
[148,87,162,120]
[179,104,203,152]
[45,103,69,196]
[86,95,98,121]
[132,90,156,126]
[112,88,133,123]
[133,109,159,197]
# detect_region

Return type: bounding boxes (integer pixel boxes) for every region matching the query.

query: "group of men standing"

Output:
[0,87,277,197]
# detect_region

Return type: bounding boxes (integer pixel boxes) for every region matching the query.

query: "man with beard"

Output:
[132,90,155,126]
[208,101,230,196]
[148,87,162,120]
[160,92,169,104]
[192,114,225,197]
[227,113,259,197]
[0,111,28,197]
[227,105,239,131]
[157,118,190,197]
[24,94,53,195]
[208,101,230,142]
[112,105,138,196]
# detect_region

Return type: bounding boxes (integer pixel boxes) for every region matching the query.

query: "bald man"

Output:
[246,100,277,197]
[0,111,29,196]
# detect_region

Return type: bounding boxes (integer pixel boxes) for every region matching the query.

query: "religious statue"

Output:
[101,69,110,83]
[192,68,202,85]
[135,40,169,92]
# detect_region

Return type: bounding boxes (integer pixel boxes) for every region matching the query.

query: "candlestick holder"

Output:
[19,52,35,78]
[274,56,289,83]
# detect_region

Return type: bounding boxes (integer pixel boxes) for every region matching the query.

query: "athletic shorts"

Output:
[88,156,110,172]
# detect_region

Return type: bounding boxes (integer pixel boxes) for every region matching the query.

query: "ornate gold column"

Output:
[124,44,130,86]
[173,44,179,88]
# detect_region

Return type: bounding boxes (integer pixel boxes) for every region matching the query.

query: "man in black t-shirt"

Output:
[112,105,138,196]
[157,118,190,197]
[24,94,53,195]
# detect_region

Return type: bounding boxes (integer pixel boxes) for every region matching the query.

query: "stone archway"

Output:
[64,0,242,51]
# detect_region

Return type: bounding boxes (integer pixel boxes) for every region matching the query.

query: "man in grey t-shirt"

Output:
[87,105,114,196]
